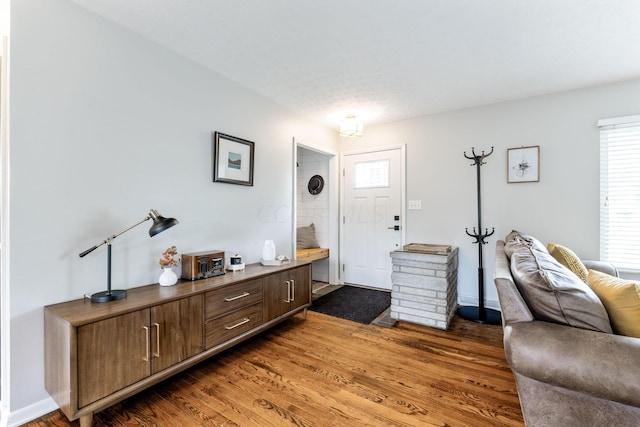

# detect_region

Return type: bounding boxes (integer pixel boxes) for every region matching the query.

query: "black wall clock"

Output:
[307,175,324,195]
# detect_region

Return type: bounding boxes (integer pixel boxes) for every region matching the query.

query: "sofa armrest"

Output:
[505,321,640,408]
[583,259,619,277]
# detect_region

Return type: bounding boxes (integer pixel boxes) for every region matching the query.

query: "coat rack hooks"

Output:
[458,146,501,325]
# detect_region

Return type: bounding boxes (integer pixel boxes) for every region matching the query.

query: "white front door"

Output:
[342,147,404,289]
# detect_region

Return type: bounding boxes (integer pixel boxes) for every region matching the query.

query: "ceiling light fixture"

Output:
[339,115,363,137]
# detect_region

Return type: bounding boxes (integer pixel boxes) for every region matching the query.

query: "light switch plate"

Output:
[408,200,422,210]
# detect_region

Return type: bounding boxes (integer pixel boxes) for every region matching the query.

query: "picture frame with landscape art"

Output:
[507,145,539,183]
[213,132,254,186]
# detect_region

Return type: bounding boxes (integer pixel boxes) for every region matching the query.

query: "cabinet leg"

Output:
[303,308,307,320]
[79,413,94,427]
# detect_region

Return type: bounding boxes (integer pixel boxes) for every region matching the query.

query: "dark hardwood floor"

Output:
[26,312,523,426]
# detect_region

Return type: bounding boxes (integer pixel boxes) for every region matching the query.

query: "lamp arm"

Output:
[78,215,152,258]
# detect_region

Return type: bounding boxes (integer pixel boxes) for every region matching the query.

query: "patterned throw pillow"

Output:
[547,242,589,283]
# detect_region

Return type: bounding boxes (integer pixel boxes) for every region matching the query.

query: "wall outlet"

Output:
[408,200,422,210]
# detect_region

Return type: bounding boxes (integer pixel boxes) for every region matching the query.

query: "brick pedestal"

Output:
[390,247,458,330]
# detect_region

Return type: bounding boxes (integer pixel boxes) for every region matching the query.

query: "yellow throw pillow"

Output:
[547,242,588,283]
[587,269,640,338]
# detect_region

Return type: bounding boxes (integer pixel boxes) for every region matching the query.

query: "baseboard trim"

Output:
[457,295,501,311]
[4,396,57,427]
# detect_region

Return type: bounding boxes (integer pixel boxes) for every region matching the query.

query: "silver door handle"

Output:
[285,280,291,302]
[388,225,400,230]
[153,323,160,358]
[142,326,150,362]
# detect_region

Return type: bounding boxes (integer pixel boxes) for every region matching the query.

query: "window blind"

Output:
[599,115,640,270]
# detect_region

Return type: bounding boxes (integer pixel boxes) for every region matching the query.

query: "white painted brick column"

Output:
[390,247,458,330]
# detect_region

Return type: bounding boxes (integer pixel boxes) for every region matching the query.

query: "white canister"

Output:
[262,240,276,261]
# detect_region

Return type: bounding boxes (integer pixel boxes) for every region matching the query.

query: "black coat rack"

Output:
[458,147,502,325]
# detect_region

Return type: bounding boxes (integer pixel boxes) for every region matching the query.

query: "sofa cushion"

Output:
[547,242,589,283]
[587,269,640,338]
[504,230,547,257]
[296,223,320,249]
[505,232,612,333]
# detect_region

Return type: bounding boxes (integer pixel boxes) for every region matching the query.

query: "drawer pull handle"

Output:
[225,317,250,330]
[224,292,250,302]
[153,323,160,358]
[142,326,150,362]
[285,280,291,303]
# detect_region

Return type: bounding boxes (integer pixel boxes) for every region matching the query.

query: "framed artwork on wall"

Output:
[212,132,255,186]
[507,146,539,183]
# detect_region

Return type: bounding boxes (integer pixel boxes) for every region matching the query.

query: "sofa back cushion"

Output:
[504,231,612,333]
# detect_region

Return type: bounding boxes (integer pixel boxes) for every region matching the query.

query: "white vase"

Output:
[159,267,178,286]
[262,240,276,261]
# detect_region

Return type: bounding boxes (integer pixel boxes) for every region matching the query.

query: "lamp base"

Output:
[91,289,127,303]
[457,306,502,325]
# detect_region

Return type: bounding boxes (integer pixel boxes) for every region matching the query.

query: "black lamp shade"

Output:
[148,209,179,237]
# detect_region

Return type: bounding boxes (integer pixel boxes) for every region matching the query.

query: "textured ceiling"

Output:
[68,0,640,129]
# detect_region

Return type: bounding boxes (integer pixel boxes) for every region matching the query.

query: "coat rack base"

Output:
[457,305,501,325]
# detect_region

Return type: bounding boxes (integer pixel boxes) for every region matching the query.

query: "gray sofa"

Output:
[494,238,640,426]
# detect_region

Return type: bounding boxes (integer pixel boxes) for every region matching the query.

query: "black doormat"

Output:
[310,285,391,324]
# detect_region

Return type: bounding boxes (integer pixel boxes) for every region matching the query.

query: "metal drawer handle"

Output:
[153,323,160,358]
[285,280,291,303]
[225,317,250,330]
[142,326,150,362]
[224,292,250,302]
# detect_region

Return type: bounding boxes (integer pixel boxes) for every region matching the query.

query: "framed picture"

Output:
[212,132,254,186]
[507,146,539,183]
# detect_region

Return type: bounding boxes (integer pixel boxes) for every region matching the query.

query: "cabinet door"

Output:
[151,295,204,373]
[289,265,311,312]
[263,272,290,321]
[77,309,150,408]
[263,265,312,321]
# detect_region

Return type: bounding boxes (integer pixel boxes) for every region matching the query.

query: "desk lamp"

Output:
[79,209,179,302]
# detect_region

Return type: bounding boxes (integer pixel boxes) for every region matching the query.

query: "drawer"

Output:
[205,279,263,319]
[205,303,263,349]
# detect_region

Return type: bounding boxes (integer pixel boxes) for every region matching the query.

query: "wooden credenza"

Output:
[44,261,311,427]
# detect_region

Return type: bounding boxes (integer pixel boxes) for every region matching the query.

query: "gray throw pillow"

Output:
[505,231,612,334]
[297,223,320,249]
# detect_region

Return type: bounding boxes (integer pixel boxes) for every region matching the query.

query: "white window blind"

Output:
[599,115,640,270]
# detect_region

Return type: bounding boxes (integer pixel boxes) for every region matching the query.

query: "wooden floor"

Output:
[26,312,523,427]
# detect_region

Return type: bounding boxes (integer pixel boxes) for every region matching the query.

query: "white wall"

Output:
[296,147,330,282]
[7,0,337,421]
[340,78,640,309]
[7,0,640,422]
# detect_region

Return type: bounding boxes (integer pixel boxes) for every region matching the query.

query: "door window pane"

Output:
[354,160,389,189]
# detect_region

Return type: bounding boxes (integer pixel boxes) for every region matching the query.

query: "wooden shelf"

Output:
[296,248,329,262]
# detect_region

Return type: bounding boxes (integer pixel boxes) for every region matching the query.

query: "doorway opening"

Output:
[292,138,339,296]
